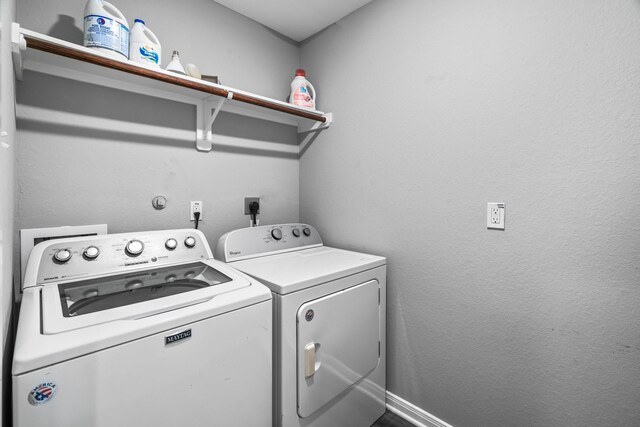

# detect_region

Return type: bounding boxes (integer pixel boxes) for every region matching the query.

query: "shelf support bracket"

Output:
[298,113,333,154]
[297,112,333,135]
[11,23,26,80]
[195,92,234,152]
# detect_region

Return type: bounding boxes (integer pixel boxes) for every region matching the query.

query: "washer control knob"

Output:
[184,236,196,248]
[83,246,100,259]
[292,228,301,237]
[271,229,283,240]
[125,240,144,256]
[303,227,311,237]
[165,238,178,250]
[54,249,72,263]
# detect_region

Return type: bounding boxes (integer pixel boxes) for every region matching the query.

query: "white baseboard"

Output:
[386,392,454,427]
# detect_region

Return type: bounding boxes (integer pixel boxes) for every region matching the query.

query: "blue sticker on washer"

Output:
[28,382,57,405]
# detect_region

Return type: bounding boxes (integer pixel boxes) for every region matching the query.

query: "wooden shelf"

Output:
[11,24,332,152]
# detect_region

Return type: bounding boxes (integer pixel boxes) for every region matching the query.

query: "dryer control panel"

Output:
[24,229,211,288]
[216,223,323,262]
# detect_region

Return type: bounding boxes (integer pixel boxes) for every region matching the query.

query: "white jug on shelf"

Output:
[83,0,130,60]
[129,19,161,68]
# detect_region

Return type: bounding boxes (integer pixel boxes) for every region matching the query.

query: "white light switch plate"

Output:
[487,202,505,229]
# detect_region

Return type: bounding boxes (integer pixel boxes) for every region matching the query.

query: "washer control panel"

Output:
[215,223,323,262]
[26,229,211,287]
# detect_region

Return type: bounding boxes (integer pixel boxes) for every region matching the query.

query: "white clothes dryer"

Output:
[13,229,272,427]
[216,224,386,427]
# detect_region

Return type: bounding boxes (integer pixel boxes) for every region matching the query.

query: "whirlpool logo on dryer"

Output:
[165,329,192,345]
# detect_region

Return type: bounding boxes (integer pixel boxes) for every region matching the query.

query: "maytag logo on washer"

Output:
[28,382,57,405]
[165,329,192,345]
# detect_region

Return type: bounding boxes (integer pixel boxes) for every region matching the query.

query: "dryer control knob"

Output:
[83,246,100,259]
[303,227,311,237]
[292,228,301,237]
[125,240,144,256]
[271,229,283,240]
[54,249,72,263]
[184,236,196,248]
[165,238,178,250]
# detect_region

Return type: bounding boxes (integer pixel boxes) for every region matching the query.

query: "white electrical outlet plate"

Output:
[487,202,505,230]
[190,201,203,221]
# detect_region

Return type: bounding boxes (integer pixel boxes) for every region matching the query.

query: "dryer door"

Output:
[296,280,380,418]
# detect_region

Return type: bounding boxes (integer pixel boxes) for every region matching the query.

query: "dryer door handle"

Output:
[304,342,316,378]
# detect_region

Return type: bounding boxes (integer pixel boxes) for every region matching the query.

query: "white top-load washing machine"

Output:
[13,229,272,427]
[216,224,386,427]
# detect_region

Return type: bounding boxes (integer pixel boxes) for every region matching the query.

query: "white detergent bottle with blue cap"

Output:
[129,19,161,68]
[83,0,130,60]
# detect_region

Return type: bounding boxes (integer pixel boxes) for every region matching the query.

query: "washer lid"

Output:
[230,246,385,294]
[40,260,257,334]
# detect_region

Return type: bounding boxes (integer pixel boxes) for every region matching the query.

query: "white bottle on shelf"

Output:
[290,69,316,110]
[83,0,130,60]
[129,19,161,68]
[166,50,187,75]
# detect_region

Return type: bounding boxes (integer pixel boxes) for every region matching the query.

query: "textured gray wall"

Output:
[15,0,301,258]
[300,1,640,426]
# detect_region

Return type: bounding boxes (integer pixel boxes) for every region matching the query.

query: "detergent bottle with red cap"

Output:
[290,69,316,110]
